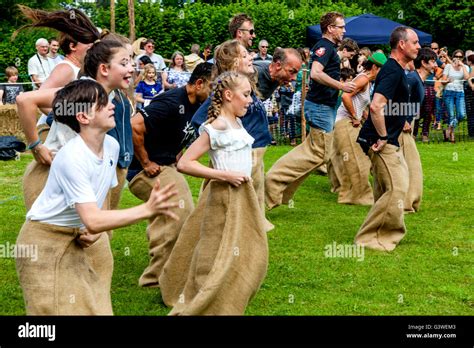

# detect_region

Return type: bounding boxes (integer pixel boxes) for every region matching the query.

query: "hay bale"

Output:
[0,105,25,141]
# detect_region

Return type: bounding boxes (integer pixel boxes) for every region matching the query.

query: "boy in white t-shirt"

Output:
[16,79,178,315]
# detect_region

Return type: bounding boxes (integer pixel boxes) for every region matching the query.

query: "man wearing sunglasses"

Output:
[265,11,356,210]
[229,13,256,50]
[254,40,273,62]
[135,39,166,74]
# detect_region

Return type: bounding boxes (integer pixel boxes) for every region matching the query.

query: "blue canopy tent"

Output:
[306,13,432,48]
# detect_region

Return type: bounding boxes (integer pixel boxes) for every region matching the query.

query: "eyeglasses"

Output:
[454,55,463,58]
[260,46,268,48]
[431,47,439,50]
[146,45,155,48]
[330,24,345,29]
[238,28,255,35]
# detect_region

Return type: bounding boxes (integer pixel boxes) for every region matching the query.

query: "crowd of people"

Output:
[3,5,473,316]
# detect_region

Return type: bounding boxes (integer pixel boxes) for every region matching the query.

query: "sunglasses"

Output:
[454,55,463,58]
[431,47,439,50]
[260,46,268,48]
[239,28,255,35]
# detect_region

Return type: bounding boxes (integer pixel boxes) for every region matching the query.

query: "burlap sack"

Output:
[265,127,331,209]
[398,131,423,213]
[327,136,342,193]
[128,166,194,287]
[354,144,409,251]
[22,160,50,211]
[16,221,113,315]
[169,180,269,315]
[333,120,373,206]
[200,148,274,231]
[159,186,210,307]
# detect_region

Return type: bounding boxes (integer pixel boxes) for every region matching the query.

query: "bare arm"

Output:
[131,112,161,177]
[135,92,145,104]
[310,61,355,93]
[40,64,75,90]
[369,92,389,152]
[75,180,178,234]
[30,74,42,89]
[16,88,60,164]
[177,131,250,187]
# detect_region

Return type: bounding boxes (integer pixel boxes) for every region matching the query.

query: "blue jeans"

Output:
[443,90,466,127]
[304,99,337,133]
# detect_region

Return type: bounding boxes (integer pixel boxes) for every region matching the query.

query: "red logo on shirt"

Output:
[315,47,326,57]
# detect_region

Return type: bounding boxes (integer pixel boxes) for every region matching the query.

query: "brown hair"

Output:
[13,5,100,55]
[320,11,344,34]
[339,38,359,53]
[228,13,253,39]
[207,71,249,123]
[52,79,109,133]
[389,26,410,50]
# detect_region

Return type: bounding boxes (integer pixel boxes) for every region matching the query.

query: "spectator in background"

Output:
[356,54,367,73]
[163,51,190,90]
[229,13,256,50]
[254,40,272,61]
[135,39,166,73]
[338,38,359,60]
[47,38,64,66]
[184,44,204,72]
[135,63,162,109]
[442,49,470,142]
[466,54,474,137]
[27,38,54,89]
[359,47,371,58]
[200,44,213,61]
[135,55,154,87]
[0,66,24,105]
[415,43,445,138]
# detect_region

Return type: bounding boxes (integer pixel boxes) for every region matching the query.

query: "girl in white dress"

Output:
[164,71,270,315]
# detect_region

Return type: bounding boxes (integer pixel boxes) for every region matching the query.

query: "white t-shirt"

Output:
[444,64,466,92]
[48,54,65,67]
[27,54,55,89]
[199,117,254,177]
[135,53,166,72]
[27,135,119,227]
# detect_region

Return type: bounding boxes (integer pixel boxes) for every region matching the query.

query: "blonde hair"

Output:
[213,39,259,97]
[5,66,19,78]
[143,63,157,81]
[207,71,249,123]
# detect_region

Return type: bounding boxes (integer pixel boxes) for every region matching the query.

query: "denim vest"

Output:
[107,90,133,168]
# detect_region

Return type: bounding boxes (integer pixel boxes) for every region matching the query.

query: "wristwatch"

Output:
[378,135,388,141]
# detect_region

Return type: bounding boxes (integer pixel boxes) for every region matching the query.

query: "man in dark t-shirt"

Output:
[401,48,437,213]
[265,12,356,210]
[355,27,421,252]
[128,63,212,288]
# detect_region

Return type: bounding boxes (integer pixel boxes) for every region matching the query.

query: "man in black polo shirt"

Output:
[265,11,356,210]
[128,63,212,287]
[355,27,421,251]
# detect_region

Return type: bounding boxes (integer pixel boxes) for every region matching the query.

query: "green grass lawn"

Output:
[0,142,473,315]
